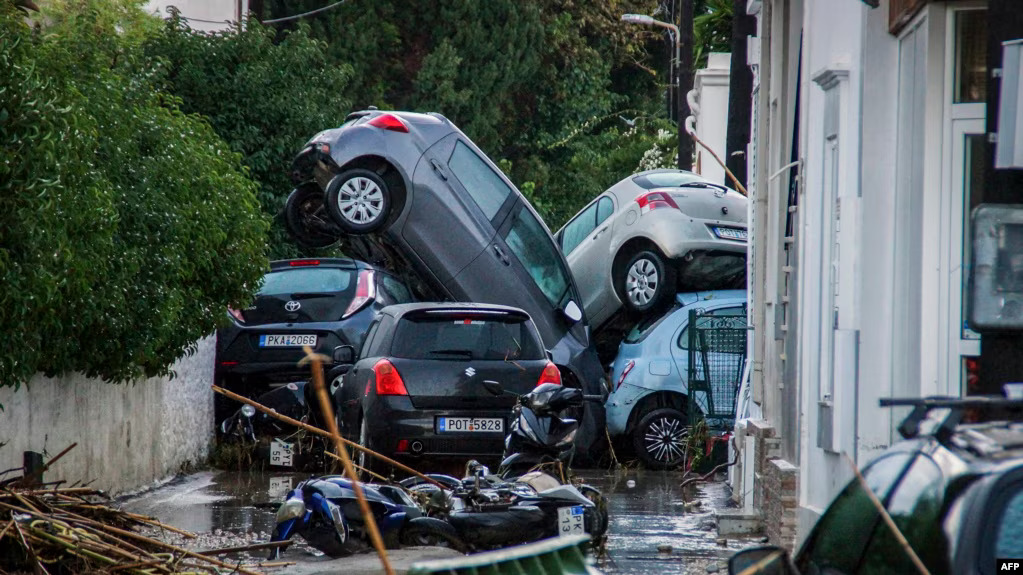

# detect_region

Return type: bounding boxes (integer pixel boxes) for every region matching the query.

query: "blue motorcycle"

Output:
[268,476,460,558]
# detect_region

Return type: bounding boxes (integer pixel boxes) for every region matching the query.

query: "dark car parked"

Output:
[214,258,414,419]
[334,303,563,471]
[286,110,606,404]
[727,396,1023,575]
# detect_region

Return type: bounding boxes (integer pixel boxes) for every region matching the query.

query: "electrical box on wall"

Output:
[970,204,1023,330]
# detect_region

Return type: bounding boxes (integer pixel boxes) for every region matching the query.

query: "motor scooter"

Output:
[267,476,460,558]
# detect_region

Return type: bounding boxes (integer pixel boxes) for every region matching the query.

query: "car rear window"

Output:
[257,268,354,296]
[624,304,681,344]
[391,316,544,361]
[633,172,708,189]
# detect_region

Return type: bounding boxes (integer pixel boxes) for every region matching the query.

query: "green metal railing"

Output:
[687,308,748,431]
[408,535,601,575]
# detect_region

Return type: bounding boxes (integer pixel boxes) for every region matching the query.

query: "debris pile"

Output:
[0,448,287,574]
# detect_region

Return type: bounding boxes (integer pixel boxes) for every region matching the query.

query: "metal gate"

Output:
[687,308,749,431]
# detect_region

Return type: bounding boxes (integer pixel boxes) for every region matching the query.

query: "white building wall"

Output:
[0,337,215,495]
[146,0,247,31]
[694,53,733,186]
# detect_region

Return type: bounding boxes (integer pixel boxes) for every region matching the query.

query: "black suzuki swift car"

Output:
[334,303,562,472]
[214,258,413,419]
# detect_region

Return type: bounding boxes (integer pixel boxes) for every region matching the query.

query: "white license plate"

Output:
[713,226,748,241]
[437,417,503,433]
[558,505,585,535]
[259,334,316,347]
[268,476,293,499]
[270,439,294,467]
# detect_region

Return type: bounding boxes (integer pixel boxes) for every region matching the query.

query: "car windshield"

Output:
[256,268,354,296]
[624,304,681,344]
[391,316,544,361]
[633,172,708,189]
[504,205,571,307]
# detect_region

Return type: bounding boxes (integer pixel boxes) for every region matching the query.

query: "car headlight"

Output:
[275,497,306,523]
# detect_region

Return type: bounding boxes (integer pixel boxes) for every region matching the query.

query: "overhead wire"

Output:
[173,0,346,26]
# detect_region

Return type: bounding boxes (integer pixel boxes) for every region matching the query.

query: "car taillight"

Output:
[373,359,408,396]
[636,190,679,214]
[367,114,409,133]
[289,259,321,267]
[228,307,245,323]
[343,269,376,318]
[616,360,636,390]
[537,362,562,387]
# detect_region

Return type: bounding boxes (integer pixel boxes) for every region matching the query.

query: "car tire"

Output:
[325,169,392,234]
[357,417,383,479]
[619,249,676,316]
[632,407,689,470]
[284,184,340,248]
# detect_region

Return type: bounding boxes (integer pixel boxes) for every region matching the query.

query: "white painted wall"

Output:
[146,0,247,31]
[694,53,732,186]
[0,337,215,495]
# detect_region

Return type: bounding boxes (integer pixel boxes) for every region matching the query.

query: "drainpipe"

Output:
[751,0,772,415]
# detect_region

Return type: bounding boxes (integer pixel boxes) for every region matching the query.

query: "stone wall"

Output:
[747,419,799,551]
[0,337,215,495]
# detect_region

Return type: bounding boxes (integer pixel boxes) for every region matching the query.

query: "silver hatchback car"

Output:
[555,169,748,329]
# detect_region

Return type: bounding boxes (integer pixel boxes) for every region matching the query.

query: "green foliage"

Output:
[0,0,268,390]
[141,14,353,259]
[694,0,733,68]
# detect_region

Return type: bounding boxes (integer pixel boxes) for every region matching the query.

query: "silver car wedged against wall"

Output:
[286,110,607,455]
[555,169,748,329]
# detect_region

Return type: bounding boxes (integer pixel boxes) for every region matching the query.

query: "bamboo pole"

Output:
[842,453,930,575]
[302,348,394,575]
[685,117,749,196]
[212,385,445,489]
[13,443,78,488]
[324,452,389,483]
[735,550,785,575]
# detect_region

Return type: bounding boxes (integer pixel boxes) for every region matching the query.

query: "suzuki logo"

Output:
[284,300,301,312]
[465,367,476,377]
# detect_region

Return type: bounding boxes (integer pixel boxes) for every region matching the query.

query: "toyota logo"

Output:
[284,300,301,312]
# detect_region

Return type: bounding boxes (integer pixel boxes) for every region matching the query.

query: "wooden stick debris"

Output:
[212,384,445,489]
[304,347,395,575]
[12,442,78,488]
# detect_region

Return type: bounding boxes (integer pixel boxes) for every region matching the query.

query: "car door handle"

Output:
[430,158,448,180]
[492,245,511,266]
[592,227,608,240]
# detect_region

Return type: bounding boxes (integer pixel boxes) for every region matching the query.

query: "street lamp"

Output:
[621,13,689,170]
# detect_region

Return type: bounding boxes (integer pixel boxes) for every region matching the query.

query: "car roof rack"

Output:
[880,396,1023,443]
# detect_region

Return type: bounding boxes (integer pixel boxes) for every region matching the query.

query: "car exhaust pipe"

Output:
[410,441,423,454]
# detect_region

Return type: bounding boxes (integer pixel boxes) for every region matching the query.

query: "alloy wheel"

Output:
[336,177,384,225]
[642,415,686,463]
[626,258,659,307]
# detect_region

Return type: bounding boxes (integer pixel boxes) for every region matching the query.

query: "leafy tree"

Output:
[141,14,353,259]
[0,0,268,390]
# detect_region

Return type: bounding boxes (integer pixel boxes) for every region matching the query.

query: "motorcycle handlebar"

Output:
[583,394,604,402]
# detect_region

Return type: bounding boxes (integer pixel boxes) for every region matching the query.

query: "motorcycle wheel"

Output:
[579,485,610,539]
[400,520,466,553]
[285,184,340,248]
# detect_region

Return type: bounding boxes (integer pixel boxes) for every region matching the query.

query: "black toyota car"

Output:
[334,302,561,471]
[214,258,414,419]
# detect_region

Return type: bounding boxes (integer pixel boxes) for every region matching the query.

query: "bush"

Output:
[142,14,353,259]
[0,0,268,391]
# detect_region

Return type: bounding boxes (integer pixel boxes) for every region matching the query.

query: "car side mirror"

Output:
[482,380,504,396]
[332,345,355,365]
[727,546,797,575]
[563,300,583,323]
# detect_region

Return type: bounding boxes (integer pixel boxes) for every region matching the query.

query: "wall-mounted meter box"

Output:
[970,204,1023,330]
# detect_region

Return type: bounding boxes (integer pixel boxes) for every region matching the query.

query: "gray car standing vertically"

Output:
[286,109,607,457]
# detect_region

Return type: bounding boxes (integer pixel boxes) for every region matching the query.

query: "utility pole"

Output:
[677,0,695,171]
[725,0,755,188]
[979,0,1023,398]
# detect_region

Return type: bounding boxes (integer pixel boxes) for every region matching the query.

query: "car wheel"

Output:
[632,407,689,470]
[325,169,392,234]
[284,184,340,248]
[357,417,382,479]
[619,250,676,315]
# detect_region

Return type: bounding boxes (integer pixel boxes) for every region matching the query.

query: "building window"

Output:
[955,10,988,104]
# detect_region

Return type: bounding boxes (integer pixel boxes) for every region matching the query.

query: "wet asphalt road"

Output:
[121,468,758,574]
